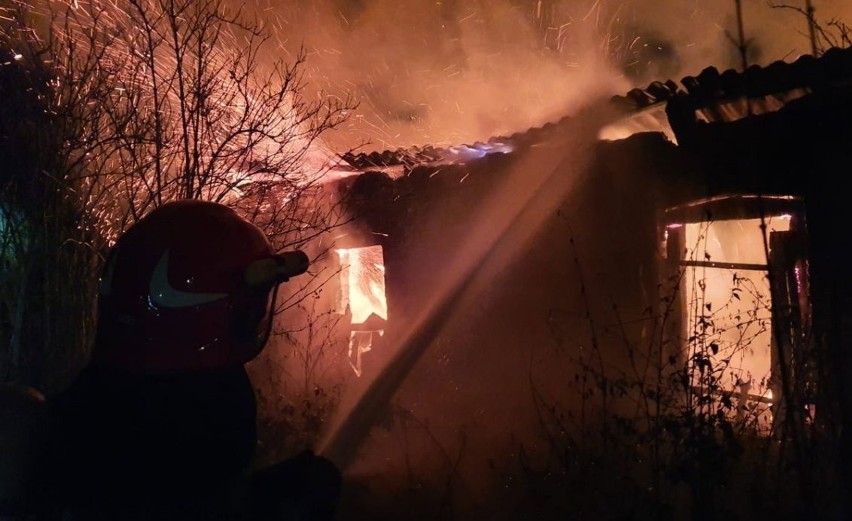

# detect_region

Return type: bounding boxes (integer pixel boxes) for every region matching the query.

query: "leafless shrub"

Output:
[768,1,852,54]
[0,0,357,390]
[517,221,841,520]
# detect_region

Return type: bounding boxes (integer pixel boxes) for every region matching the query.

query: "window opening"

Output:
[335,245,388,376]
[663,195,810,434]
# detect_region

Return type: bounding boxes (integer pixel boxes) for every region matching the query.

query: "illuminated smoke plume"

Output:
[255,0,626,149]
[250,0,852,150]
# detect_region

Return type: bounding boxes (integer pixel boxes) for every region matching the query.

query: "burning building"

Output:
[333,48,852,385]
[311,45,852,518]
[4,0,850,518]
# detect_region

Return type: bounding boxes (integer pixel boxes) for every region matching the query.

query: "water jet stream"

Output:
[317,101,617,470]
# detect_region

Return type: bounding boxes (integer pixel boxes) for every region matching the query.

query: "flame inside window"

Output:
[681,216,791,433]
[336,246,388,376]
[336,246,388,324]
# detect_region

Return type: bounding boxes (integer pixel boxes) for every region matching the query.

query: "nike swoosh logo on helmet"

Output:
[149,250,227,308]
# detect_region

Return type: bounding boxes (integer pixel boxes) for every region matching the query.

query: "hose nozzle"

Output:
[245,251,310,289]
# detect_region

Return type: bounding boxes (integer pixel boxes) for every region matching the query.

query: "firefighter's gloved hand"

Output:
[249,450,342,521]
[245,251,310,289]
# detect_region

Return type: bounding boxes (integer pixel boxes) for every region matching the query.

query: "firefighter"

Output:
[48,200,340,521]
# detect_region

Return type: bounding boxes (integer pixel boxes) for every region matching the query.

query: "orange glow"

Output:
[682,216,791,433]
[598,104,677,144]
[336,246,388,324]
[336,246,388,376]
[347,330,384,377]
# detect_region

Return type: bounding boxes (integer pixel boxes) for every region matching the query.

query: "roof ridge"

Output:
[340,116,573,170]
[612,45,852,111]
[342,46,852,170]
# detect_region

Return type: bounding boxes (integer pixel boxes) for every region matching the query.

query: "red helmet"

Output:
[92,200,308,372]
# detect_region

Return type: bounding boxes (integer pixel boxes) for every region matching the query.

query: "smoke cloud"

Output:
[251,0,852,150]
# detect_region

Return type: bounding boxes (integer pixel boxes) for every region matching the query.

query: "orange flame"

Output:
[336,246,388,325]
[336,246,388,376]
